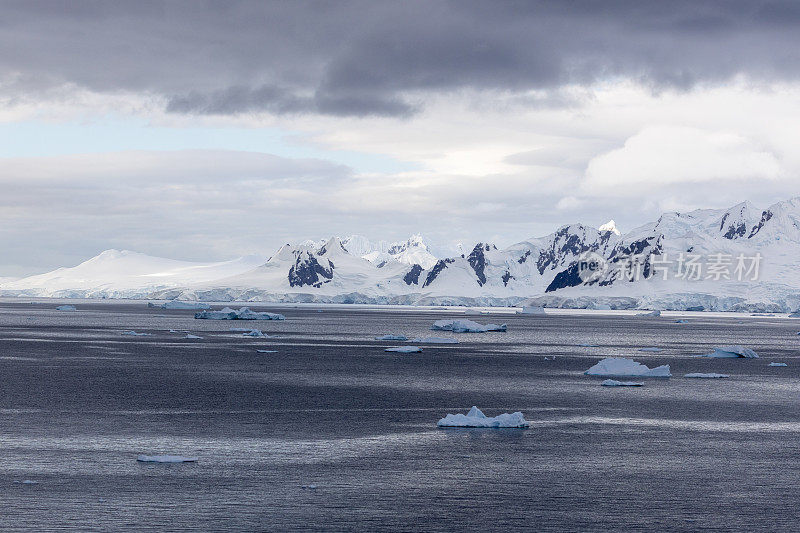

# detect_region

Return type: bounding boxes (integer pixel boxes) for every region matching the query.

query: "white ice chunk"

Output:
[699,346,759,358]
[56,305,76,311]
[137,455,198,463]
[674,319,690,324]
[241,329,268,337]
[437,406,530,428]
[584,357,671,377]
[601,379,644,387]
[410,337,459,344]
[519,306,546,315]
[385,346,422,353]
[637,310,661,317]
[256,349,277,353]
[375,334,408,341]
[122,330,151,336]
[639,347,662,352]
[185,334,203,339]
[431,319,506,333]
[195,307,285,321]
[685,373,730,378]
[769,362,788,367]
[148,301,211,310]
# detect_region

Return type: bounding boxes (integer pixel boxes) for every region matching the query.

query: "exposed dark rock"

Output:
[422,258,454,288]
[467,243,490,286]
[749,210,773,238]
[403,264,423,285]
[288,252,334,288]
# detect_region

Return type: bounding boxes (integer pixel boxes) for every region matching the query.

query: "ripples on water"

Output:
[0,302,798,531]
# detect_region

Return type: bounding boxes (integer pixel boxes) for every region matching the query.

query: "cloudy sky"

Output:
[3,0,800,276]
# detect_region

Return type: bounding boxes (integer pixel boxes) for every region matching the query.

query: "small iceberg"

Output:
[685,373,730,379]
[601,379,644,387]
[195,307,285,321]
[518,306,545,315]
[14,480,39,484]
[637,310,661,317]
[56,305,76,311]
[674,319,689,324]
[639,347,662,352]
[437,406,529,428]
[137,455,198,463]
[241,329,268,337]
[256,349,277,353]
[431,319,506,333]
[185,334,203,339]
[410,337,459,344]
[769,362,788,367]
[699,346,758,358]
[122,331,151,336]
[584,357,671,377]
[148,301,211,310]
[375,334,408,341]
[385,346,422,353]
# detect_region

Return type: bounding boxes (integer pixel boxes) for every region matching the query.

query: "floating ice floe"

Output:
[56,305,76,311]
[410,337,459,344]
[769,362,788,367]
[14,480,39,484]
[385,346,422,353]
[584,357,671,377]
[431,319,506,333]
[148,301,211,310]
[241,329,268,337]
[195,307,285,321]
[637,310,661,317]
[685,373,730,378]
[639,347,663,352]
[375,334,408,341]
[437,406,529,428]
[122,331,151,336]
[674,319,690,324]
[256,349,277,353]
[601,379,644,387]
[699,346,759,358]
[518,306,546,315]
[185,334,203,339]
[136,455,198,463]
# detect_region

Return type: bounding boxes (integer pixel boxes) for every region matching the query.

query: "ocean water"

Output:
[0,301,798,531]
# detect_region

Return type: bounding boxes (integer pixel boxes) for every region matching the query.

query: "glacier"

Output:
[5,198,800,312]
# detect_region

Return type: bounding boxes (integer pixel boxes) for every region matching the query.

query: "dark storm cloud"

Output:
[2,0,800,117]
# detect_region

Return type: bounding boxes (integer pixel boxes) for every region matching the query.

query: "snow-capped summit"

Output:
[598,220,621,235]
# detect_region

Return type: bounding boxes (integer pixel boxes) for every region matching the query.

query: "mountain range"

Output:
[3,198,800,312]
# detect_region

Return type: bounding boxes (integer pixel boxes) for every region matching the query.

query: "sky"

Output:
[3,0,800,276]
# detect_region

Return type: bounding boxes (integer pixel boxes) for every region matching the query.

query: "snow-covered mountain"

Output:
[4,198,800,311]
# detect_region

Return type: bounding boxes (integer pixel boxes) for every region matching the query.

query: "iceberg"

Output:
[685,373,730,378]
[385,346,422,353]
[639,347,662,352]
[519,306,546,315]
[769,362,788,367]
[56,305,76,311]
[674,319,690,324]
[584,357,671,377]
[601,379,644,387]
[148,301,211,310]
[375,334,408,341]
[410,337,459,344]
[431,319,506,333]
[699,346,759,358]
[437,406,529,428]
[185,334,203,339]
[241,329,268,337]
[637,310,661,317]
[122,331,151,336]
[136,455,198,463]
[195,307,285,321]
[256,349,277,353]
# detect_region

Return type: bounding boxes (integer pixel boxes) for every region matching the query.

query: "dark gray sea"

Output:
[0,301,798,531]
